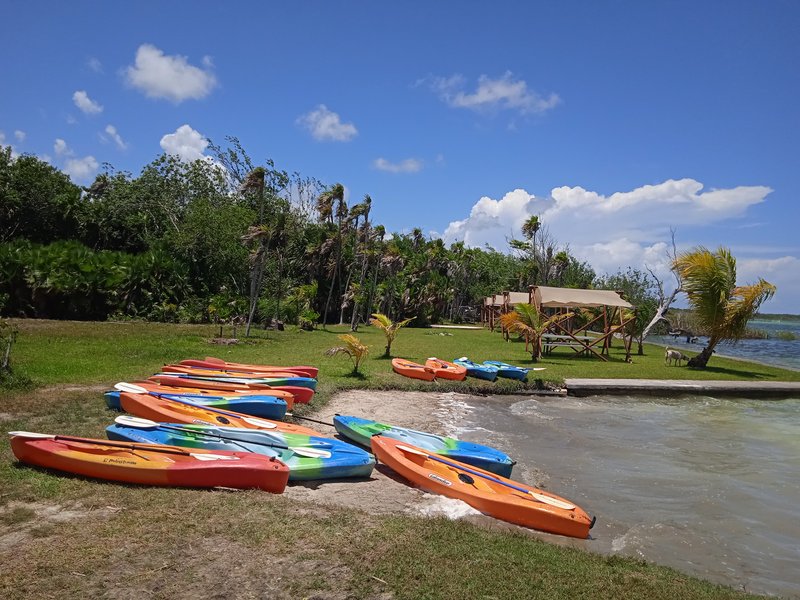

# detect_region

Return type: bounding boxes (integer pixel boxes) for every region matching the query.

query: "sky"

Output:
[2,1,799,313]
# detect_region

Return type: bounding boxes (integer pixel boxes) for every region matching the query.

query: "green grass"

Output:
[0,319,786,598]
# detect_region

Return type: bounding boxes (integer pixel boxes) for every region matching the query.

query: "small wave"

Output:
[412,493,482,519]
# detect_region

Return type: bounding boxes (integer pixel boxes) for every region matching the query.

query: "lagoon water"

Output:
[446,393,800,597]
[653,319,800,371]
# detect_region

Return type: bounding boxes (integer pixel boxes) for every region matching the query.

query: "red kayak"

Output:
[180,357,319,379]
[9,432,289,493]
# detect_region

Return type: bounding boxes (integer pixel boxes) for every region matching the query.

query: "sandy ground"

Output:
[284,389,453,515]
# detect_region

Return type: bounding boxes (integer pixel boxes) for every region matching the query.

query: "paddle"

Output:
[284,413,334,427]
[394,443,576,510]
[114,383,280,429]
[113,416,331,459]
[8,431,240,461]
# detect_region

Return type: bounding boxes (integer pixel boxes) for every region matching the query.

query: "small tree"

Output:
[370,313,414,357]
[499,304,574,361]
[325,334,370,374]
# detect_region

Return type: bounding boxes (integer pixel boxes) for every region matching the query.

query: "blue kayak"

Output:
[482,361,531,381]
[333,415,514,477]
[453,357,499,381]
[107,419,375,481]
[103,390,288,420]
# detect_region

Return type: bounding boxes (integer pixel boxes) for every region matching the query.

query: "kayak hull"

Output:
[391,358,436,381]
[119,392,322,436]
[424,358,467,381]
[453,358,498,382]
[10,434,289,492]
[334,415,514,477]
[104,390,288,420]
[483,361,530,381]
[107,423,375,481]
[371,436,593,538]
[146,376,314,404]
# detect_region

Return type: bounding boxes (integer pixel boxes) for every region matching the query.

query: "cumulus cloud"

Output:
[0,131,19,158]
[125,44,217,103]
[14,130,25,142]
[424,71,560,115]
[443,178,775,285]
[63,156,99,182]
[54,138,70,156]
[103,124,127,150]
[297,105,358,141]
[160,124,209,162]
[373,157,423,173]
[73,90,103,114]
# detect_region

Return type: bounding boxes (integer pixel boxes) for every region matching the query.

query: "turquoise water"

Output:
[653,319,800,371]
[455,394,800,597]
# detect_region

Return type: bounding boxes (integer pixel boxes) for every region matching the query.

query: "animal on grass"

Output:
[664,347,688,366]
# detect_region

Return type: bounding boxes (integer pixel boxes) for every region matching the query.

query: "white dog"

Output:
[665,347,687,366]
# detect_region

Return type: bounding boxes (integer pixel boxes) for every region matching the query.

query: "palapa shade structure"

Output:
[482,285,635,361]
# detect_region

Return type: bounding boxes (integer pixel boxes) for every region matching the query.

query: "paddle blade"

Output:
[530,492,576,510]
[114,415,160,428]
[8,431,56,439]
[114,382,148,394]
[189,453,241,461]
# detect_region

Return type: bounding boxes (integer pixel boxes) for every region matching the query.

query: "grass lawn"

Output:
[1,319,783,599]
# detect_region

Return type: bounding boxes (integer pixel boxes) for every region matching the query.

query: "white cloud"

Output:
[443,178,774,279]
[14,130,25,142]
[426,71,560,115]
[0,131,19,158]
[87,57,103,73]
[373,157,423,173]
[66,114,78,125]
[297,105,358,141]
[125,43,217,103]
[54,138,70,156]
[737,256,800,313]
[63,155,99,182]
[103,124,128,150]
[160,124,209,162]
[73,90,103,114]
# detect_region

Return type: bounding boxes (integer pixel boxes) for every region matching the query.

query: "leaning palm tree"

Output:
[370,313,414,357]
[673,246,776,368]
[499,303,574,361]
[325,334,370,374]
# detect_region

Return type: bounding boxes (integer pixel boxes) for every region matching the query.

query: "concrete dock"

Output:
[564,378,800,398]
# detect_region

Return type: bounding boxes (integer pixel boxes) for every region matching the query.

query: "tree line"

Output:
[1,138,653,331]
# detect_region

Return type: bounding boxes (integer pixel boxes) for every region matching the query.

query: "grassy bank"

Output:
[1,319,781,599]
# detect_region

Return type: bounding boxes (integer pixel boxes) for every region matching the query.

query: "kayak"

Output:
[453,357,498,382]
[180,358,318,379]
[163,364,306,381]
[9,431,289,493]
[371,436,595,538]
[482,361,531,381]
[119,392,322,436]
[333,415,514,477]
[107,416,374,481]
[392,358,436,381]
[147,375,314,404]
[424,358,467,381]
[106,381,294,410]
[104,388,288,420]
[152,371,318,391]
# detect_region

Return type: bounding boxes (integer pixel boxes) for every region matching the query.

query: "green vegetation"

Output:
[674,247,776,368]
[1,319,779,599]
[324,333,370,374]
[369,312,414,357]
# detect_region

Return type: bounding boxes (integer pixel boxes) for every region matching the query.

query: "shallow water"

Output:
[653,319,800,371]
[450,393,800,597]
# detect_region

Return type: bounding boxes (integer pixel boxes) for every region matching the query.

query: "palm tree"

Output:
[673,246,776,368]
[370,313,414,357]
[499,303,574,361]
[325,334,370,374]
[317,184,346,324]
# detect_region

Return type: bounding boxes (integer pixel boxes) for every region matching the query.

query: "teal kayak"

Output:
[453,357,499,381]
[333,415,514,477]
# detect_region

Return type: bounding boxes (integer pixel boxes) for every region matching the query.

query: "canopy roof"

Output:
[532,286,633,309]
[484,286,633,309]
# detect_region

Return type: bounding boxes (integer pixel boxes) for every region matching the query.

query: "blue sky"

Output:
[2,1,799,312]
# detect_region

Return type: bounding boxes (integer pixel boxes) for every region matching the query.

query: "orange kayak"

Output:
[425,358,467,381]
[119,392,322,436]
[392,358,436,382]
[182,357,319,379]
[147,374,314,404]
[9,432,289,492]
[371,436,595,538]
[162,364,303,380]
